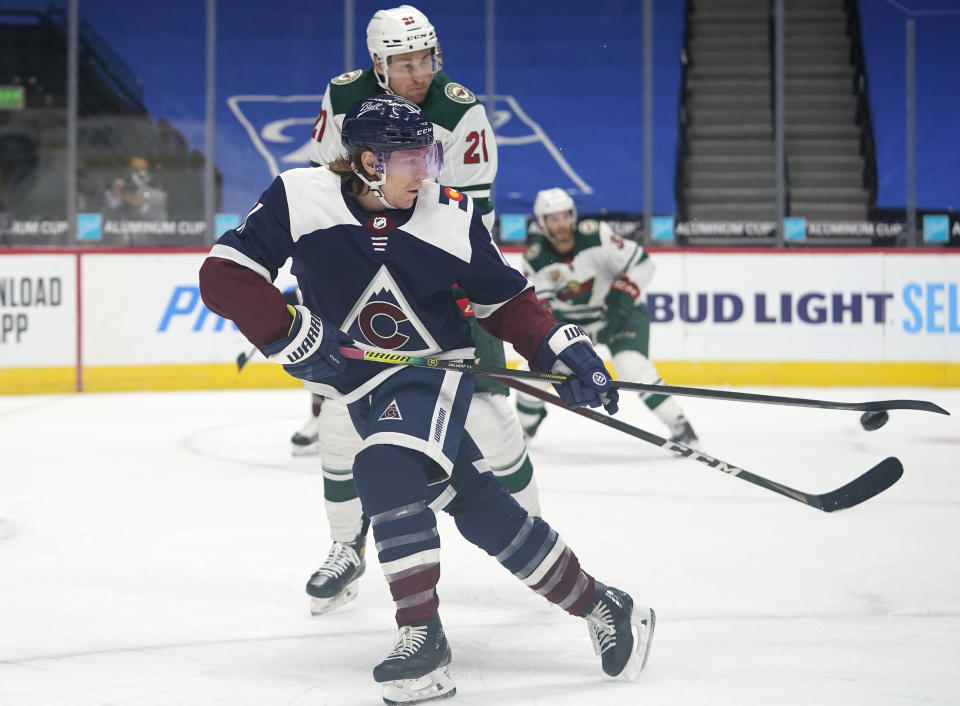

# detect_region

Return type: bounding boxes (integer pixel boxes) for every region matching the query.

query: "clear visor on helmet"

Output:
[380,143,444,180]
[386,49,440,79]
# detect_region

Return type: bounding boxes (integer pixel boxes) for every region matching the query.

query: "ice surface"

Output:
[1,386,958,705]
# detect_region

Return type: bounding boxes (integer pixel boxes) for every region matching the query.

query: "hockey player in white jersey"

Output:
[517,188,699,445]
[299,4,541,619]
[309,5,497,226]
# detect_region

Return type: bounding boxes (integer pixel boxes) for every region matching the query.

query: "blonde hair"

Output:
[326,148,377,198]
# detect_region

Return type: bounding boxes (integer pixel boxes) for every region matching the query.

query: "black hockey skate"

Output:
[305,527,367,616]
[517,405,547,440]
[669,416,698,448]
[585,582,656,680]
[374,614,455,705]
[290,414,320,456]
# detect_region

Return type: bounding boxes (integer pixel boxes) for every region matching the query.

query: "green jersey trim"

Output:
[420,72,479,131]
[328,67,383,115]
[524,223,604,272]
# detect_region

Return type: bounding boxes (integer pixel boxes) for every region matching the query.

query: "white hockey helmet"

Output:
[533,188,577,234]
[367,5,440,92]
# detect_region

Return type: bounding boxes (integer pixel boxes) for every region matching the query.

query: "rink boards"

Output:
[1,247,957,393]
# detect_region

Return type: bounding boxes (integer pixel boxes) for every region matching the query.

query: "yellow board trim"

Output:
[81,363,301,392]
[1,361,958,395]
[651,361,960,387]
[0,367,77,394]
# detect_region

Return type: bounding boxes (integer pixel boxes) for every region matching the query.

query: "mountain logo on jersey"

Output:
[379,399,403,421]
[340,266,439,354]
[331,69,363,85]
[444,82,476,105]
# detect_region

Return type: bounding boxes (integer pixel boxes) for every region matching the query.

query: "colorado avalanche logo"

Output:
[379,399,403,421]
[358,300,411,348]
[340,266,439,354]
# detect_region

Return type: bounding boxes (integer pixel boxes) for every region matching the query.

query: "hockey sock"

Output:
[354,445,441,626]
[612,349,679,412]
[648,395,686,430]
[445,458,594,618]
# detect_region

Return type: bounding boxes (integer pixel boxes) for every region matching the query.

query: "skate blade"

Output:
[381,664,456,705]
[619,605,656,681]
[667,438,699,453]
[308,583,359,616]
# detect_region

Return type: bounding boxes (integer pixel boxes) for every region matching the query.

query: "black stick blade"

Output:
[236,352,249,371]
[860,400,950,415]
[815,457,904,512]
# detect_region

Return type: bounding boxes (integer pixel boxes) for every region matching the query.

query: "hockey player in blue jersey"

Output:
[297,6,543,621]
[199,95,654,704]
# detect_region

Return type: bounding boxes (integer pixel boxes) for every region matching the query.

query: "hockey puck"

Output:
[859,410,889,431]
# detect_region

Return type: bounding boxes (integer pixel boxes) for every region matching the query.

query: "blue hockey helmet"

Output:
[341,96,443,209]
[342,95,435,155]
[341,95,443,188]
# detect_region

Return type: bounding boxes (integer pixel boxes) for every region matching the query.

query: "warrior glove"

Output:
[536,323,619,414]
[263,305,353,382]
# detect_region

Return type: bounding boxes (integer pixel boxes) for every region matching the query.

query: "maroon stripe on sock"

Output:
[388,564,441,602]
[534,550,595,617]
[529,548,570,592]
[567,573,596,617]
[396,593,439,626]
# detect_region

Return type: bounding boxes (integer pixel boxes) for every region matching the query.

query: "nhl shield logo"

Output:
[373,216,387,229]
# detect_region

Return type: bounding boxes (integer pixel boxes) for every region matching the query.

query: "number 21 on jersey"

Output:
[312,110,327,143]
[464,129,489,164]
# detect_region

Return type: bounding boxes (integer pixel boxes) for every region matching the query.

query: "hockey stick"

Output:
[499,377,903,513]
[236,346,257,372]
[338,347,949,416]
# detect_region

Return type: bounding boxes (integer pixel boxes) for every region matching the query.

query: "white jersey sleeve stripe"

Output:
[207,243,272,282]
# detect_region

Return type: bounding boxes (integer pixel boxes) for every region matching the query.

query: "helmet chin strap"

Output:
[372,55,393,95]
[352,165,400,210]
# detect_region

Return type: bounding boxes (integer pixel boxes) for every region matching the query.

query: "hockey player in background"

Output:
[199,96,654,704]
[294,3,542,619]
[517,188,699,446]
[309,4,497,223]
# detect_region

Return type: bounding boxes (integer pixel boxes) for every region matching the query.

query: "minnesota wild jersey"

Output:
[309,67,497,225]
[523,220,654,327]
[452,285,508,396]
